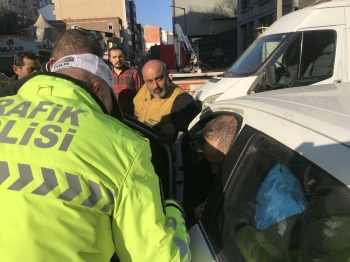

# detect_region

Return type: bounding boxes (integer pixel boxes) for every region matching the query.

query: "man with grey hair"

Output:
[134,59,200,143]
[0,53,190,261]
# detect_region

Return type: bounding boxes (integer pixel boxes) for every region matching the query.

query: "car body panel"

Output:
[188,224,216,262]
[182,82,350,261]
[194,76,256,101]
[204,83,350,184]
[259,1,346,37]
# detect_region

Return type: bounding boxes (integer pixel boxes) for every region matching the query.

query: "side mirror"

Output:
[265,65,277,88]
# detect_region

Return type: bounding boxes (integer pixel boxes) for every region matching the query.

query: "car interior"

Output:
[122,108,350,260]
[204,130,350,261]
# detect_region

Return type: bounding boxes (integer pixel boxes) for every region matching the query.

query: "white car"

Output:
[175,83,350,261]
[118,82,350,261]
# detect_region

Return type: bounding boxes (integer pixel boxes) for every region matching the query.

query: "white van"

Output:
[194,0,350,109]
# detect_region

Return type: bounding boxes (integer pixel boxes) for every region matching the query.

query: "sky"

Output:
[133,0,173,32]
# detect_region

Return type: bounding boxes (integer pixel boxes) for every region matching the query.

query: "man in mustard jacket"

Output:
[133,60,200,144]
[0,53,190,261]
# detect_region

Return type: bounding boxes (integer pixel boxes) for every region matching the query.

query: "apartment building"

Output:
[129,0,145,61]
[136,23,146,60]
[51,0,134,60]
[171,0,224,38]
[236,0,296,55]
[143,24,162,52]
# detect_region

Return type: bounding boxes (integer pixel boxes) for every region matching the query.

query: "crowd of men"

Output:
[0,28,304,262]
[0,29,204,262]
[0,32,200,145]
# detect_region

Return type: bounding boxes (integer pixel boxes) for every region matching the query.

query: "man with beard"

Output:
[133,60,200,144]
[108,46,143,116]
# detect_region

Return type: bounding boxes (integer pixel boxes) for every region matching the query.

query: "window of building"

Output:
[241,0,249,12]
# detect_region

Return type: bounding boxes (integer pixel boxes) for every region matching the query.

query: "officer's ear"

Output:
[91,81,102,95]
[49,58,58,71]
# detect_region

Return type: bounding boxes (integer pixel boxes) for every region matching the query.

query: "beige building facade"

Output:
[52,0,133,59]
[52,0,125,21]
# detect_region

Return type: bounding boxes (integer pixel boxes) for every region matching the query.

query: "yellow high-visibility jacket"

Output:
[0,74,190,262]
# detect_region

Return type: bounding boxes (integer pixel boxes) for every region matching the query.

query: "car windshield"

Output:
[228,33,290,75]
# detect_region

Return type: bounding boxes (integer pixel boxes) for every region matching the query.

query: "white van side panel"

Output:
[346,29,350,82]
[260,2,346,37]
[298,8,345,29]
[259,8,315,36]
[346,6,350,28]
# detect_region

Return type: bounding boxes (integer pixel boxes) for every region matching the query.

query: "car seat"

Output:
[303,43,334,76]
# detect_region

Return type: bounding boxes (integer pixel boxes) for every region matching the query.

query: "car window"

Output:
[207,132,350,261]
[299,30,336,78]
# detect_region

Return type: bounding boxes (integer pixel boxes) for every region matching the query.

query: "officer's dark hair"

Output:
[14,51,39,68]
[108,45,124,57]
[51,29,103,59]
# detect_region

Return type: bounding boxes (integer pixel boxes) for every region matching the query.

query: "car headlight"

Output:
[202,93,223,110]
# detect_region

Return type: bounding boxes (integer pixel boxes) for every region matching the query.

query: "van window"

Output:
[229,33,290,75]
[267,30,336,89]
[207,132,350,261]
[300,30,336,78]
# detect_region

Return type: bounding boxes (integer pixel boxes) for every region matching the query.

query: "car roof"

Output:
[202,83,350,185]
[213,83,350,148]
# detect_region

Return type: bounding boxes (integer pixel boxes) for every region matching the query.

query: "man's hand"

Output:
[159,122,176,144]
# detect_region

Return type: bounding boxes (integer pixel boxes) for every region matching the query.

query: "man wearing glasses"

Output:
[0,51,41,88]
[133,59,200,144]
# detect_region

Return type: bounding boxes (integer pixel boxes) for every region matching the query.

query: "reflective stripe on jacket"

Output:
[0,74,190,262]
